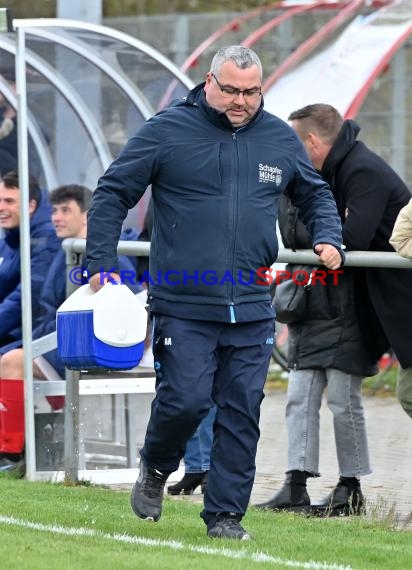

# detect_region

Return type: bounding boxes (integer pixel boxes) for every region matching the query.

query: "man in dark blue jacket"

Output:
[86,45,345,540]
[0,184,140,474]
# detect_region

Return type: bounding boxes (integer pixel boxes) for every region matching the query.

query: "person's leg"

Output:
[326,369,371,478]
[0,348,24,379]
[0,357,2,426]
[33,353,65,410]
[140,315,218,472]
[1,347,47,379]
[185,409,215,473]
[0,356,3,458]
[131,315,218,521]
[181,425,202,472]
[167,407,216,495]
[313,369,370,516]
[0,349,50,472]
[255,369,325,511]
[196,405,216,471]
[201,318,274,530]
[396,365,412,419]
[167,424,205,495]
[0,350,26,468]
[286,369,325,474]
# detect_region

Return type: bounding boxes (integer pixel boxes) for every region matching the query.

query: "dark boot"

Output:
[311,477,364,517]
[254,471,311,513]
[167,471,208,495]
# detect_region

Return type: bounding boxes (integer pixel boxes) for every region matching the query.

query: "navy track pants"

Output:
[140,314,275,515]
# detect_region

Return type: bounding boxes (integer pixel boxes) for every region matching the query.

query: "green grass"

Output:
[0,479,411,569]
[362,367,398,397]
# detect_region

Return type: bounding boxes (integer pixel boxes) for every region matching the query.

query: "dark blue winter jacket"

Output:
[0,193,60,344]
[87,83,344,323]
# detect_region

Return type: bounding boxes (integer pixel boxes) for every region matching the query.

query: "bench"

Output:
[32,332,155,477]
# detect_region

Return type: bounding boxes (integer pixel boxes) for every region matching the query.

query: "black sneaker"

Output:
[207,512,251,540]
[130,457,169,522]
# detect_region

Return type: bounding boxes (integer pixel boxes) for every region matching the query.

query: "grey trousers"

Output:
[285,368,372,478]
[397,365,412,420]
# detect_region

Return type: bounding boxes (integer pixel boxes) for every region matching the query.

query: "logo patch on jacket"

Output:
[259,163,282,186]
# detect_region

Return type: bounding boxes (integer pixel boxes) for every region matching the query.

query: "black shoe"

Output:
[167,471,208,495]
[0,457,25,478]
[311,482,365,517]
[254,472,311,513]
[130,456,169,522]
[206,512,251,540]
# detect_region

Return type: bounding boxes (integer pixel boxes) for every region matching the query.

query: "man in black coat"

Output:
[287,104,411,367]
[259,104,412,512]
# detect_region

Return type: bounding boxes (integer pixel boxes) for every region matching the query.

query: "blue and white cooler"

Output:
[57,283,147,370]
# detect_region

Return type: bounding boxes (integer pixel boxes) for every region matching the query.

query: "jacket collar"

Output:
[321,119,360,181]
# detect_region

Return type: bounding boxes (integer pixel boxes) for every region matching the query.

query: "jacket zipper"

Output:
[228,130,240,323]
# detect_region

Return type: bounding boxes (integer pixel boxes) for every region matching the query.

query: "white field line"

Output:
[0,514,354,570]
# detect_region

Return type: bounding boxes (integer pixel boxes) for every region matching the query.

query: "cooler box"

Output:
[57,283,147,370]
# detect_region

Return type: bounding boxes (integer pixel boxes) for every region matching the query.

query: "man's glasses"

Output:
[211,73,262,98]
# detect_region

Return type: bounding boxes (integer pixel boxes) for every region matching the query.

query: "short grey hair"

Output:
[210,46,262,80]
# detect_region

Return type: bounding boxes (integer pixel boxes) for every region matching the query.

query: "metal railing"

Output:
[63,237,412,269]
[27,238,412,483]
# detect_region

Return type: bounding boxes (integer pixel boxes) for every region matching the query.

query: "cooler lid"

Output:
[92,283,147,347]
[56,283,95,312]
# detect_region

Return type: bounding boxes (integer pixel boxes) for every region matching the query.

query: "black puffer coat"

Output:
[277,192,377,376]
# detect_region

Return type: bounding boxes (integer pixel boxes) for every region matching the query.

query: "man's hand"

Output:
[89,271,121,292]
[314,243,343,270]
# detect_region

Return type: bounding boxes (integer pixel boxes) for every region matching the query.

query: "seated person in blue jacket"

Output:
[0,170,60,349]
[0,184,140,474]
